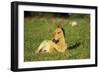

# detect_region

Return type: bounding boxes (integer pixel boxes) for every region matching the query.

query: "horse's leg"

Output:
[53,44,67,52]
[35,41,47,53]
[50,42,59,52]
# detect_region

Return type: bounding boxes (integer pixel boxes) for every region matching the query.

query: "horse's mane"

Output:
[61,28,65,37]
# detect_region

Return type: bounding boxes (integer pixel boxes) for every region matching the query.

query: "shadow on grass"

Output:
[68,42,81,50]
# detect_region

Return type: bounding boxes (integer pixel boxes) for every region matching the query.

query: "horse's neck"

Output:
[57,37,66,46]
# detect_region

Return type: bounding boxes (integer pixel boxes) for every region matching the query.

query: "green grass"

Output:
[24,14,90,62]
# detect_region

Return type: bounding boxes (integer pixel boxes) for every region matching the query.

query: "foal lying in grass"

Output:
[36,24,67,53]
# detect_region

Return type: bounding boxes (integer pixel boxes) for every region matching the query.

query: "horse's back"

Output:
[41,40,52,45]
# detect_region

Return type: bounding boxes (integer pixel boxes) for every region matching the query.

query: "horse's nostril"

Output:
[55,40,59,43]
[52,39,59,44]
[52,39,55,42]
[52,39,57,42]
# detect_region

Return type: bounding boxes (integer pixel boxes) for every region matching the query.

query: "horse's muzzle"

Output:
[52,39,59,44]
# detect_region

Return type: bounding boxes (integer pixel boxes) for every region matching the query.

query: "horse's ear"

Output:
[56,24,62,28]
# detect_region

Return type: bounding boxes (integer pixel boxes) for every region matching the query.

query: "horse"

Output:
[35,24,67,53]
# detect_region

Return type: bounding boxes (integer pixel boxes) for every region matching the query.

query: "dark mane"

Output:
[61,28,65,37]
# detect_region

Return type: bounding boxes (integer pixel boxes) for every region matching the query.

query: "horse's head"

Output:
[52,24,65,44]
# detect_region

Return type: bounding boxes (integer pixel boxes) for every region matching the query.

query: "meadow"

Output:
[24,13,90,62]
